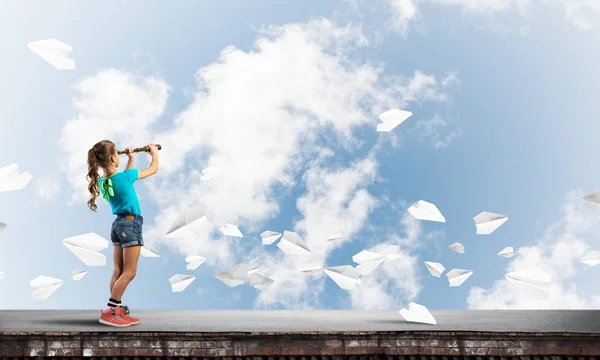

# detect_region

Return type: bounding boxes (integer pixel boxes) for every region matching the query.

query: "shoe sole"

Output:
[99,319,131,327]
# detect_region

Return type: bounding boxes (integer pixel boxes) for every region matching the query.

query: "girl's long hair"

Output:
[87,140,116,212]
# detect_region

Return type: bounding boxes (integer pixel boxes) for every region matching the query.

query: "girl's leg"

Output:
[110,245,124,293]
[110,245,141,301]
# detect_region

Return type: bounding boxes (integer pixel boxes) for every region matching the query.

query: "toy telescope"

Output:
[117,144,162,155]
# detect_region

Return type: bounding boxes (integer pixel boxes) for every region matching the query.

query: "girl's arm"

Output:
[124,147,135,170]
[138,144,159,180]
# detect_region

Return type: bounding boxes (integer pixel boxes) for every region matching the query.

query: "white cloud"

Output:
[467,190,600,309]
[431,0,513,13]
[60,18,456,306]
[35,176,60,200]
[411,114,462,149]
[387,0,599,35]
[562,0,600,30]
[390,0,419,35]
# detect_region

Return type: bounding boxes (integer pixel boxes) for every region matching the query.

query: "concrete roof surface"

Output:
[1,310,599,333]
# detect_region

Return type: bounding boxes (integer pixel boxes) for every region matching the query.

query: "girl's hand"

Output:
[147,144,159,156]
[125,147,135,157]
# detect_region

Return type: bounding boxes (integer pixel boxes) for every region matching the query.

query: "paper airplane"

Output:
[72,270,87,281]
[505,268,551,300]
[185,255,207,270]
[0,272,5,280]
[260,230,281,245]
[498,247,515,258]
[0,164,33,192]
[376,109,413,132]
[301,266,323,276]
[583,191,600,210]
[449,242,465,254]
[408,200,445,222]
[352,250,386,275]
[398,302,436,325]
[324,266,362,290]
[0,222,6,233]
[215,264,260,287]
[30,276,64,300]
[473,212,507,235]
[200,167,220,181]
[62,233,109,266]
[165,208,211,239]
[169,274,195,292]
[219,223,243,237]
[446,269,473,287]
[277,231,311,255]
[249,273,274,290]
[26,38,75,70]
[326,233,342,241]
[353,250,386,264]
[141,244,160,258]
[580,251,600,266]
[424,261,445,278]
[355,258,386,275]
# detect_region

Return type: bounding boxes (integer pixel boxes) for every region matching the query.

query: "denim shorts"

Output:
[111,213,144,248]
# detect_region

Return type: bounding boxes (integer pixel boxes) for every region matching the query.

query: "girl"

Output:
[86,140,159,327]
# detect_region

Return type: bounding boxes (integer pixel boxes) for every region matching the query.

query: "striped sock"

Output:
[107,298,121,308]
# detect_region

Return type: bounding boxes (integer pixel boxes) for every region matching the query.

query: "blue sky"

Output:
[1,0,600,311]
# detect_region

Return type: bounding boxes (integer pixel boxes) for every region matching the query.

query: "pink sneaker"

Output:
[119,305,140,325]
[99,306,131,327]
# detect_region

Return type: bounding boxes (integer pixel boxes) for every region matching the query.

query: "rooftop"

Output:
[1,310,599,333]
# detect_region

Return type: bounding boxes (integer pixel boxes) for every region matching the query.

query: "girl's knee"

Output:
[122,271,136,281]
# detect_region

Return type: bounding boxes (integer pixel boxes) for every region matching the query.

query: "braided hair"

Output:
[86,140,117,212]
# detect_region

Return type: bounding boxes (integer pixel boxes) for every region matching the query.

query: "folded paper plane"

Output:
[260,230,282,245]
[352,250,386,264]
[449,242,465,254]
[398,302,437,325]
[408,200,446,222]
[62,233,109,266]
[301,266,323,276]
[326,233,342,241]
[166,208,211,239]
[0,272,5,280]
[141,244,160,258]
[377,109,413,132]
[169,274,195,292]
[424,261,445,277]
[72,270,87,281]
[200,167,220,181]
[185,255,207,270]
[324,265,362,290]
[215,264,260,287]
[474,212,507,234]
[219,223,243,237]
[446,269,473,287]
[30,276,64,300]
[581,251,600,266]
[0,164,33,192]
[0,222,6,233]
[355,258,386,275]
[505,268,551,300]
[249,273,274,290]
[26,38,75,70]
[583,191,600,210]
[277,230,311,255]
[498,247,515,258]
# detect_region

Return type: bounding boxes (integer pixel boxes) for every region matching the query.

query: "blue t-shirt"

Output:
[98,169,142,216]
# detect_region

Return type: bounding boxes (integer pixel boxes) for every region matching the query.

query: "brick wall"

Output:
[1,331,600,358]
